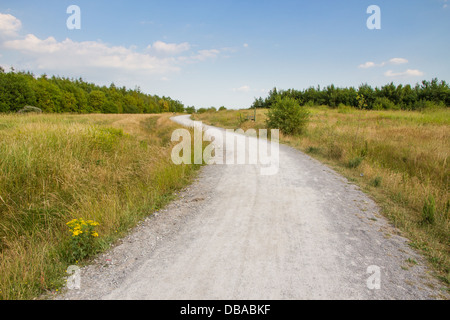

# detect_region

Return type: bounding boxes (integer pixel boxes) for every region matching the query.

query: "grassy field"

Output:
[193,107,450,286]
[0,113,201,300]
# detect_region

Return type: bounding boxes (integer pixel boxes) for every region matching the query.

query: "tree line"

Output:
[0,67,185,114]
[252,79,450,110]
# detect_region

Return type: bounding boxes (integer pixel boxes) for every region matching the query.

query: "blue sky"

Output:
[0,0,449,109]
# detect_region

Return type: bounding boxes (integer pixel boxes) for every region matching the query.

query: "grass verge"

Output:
[0,113,201,299]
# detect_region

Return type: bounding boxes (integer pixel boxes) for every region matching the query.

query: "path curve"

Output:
[58,115,445,300]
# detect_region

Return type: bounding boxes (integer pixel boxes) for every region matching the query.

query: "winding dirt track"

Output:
[58,115,446,300]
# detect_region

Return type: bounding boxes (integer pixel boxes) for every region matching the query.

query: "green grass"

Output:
[0,113,201,299]
[194,107,450,288]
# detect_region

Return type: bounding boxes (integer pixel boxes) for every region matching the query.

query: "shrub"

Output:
[185,106,196,114]
[305,100,316,107]
[373,97,398,110]
[266,96,310,135]
[17,106,43,114]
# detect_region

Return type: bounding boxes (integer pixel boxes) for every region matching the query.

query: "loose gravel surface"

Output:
[56,115,447,300]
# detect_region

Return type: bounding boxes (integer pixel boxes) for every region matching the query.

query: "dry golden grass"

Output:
[195,107,450,285]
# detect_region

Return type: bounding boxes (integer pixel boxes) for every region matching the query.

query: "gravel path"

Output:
[56,115,447,300]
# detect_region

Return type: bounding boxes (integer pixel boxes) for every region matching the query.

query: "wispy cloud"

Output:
[358,61,376,69]
[4,34,180,74]
[358,57,408,69]
[384,69,424,77]
[358,57,422,78]
[232,85,268,94]
[233,85,251,93]
[147,41,190,56]
[387,58,408,65]
[0,12,225,77]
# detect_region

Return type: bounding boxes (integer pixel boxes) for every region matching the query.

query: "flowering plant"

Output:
[66,218,99,261]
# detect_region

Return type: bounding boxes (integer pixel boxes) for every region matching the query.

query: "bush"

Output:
[185,106,196,114]
[266,96,310,135]
[17,106,42,114]
[373,97,398,110]
[414,100,446,111]
[304,100,316,107]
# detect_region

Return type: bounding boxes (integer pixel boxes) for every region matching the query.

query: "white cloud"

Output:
[243,43,249,48]
[0,13,225,77]
[4,34,179,74]
[358,61,376,69]
[148,41,190,56]
[384,69,424,77]
[177,48,221,64]
[232,85,268,94]
[0,13,22,37]
[359,57,409,69]
[194,49,220,61]
[233,85,251,93]
[388,57,408,65]
[359,57,423,78]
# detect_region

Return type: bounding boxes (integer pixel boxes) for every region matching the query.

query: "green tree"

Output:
[61,91,77,112]
[123,95,139,113]
[266,96,310,135]
[0,72,36,112]
[185,106,196,114]
[88,90,106,112]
